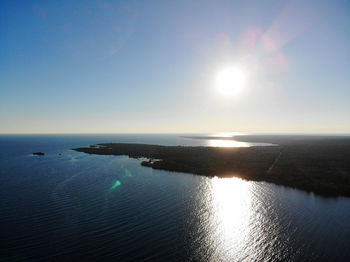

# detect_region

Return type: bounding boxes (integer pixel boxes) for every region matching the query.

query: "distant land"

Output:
[73,136,350,197]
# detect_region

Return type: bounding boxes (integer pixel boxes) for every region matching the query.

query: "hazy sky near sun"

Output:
[1,0,350,134]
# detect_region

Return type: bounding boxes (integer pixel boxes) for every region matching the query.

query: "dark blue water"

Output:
[1,135,350,261]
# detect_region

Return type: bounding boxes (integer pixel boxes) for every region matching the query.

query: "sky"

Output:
[1,0,350,134]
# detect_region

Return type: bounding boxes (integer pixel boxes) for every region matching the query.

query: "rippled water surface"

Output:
[1,135,350,261]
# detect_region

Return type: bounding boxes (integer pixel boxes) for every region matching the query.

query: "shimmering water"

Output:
[1,135,350,261]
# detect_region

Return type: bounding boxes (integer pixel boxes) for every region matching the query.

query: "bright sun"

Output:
[216,67,246,96]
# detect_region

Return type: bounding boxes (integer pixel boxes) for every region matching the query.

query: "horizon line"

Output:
[0,132,350,136]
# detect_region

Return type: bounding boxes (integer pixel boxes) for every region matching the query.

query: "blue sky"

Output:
[1,0,349,134]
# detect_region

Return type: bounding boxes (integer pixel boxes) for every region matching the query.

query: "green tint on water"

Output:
[111,180,121,189]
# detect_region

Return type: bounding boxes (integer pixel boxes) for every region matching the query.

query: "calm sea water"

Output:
[1,135,350,261]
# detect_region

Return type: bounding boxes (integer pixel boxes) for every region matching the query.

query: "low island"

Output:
[33,152,45,156]
[73,136,350,197]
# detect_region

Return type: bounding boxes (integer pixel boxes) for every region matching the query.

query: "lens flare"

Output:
[111,180,121,189]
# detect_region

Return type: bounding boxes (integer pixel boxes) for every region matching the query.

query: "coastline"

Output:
[73,140,350,197]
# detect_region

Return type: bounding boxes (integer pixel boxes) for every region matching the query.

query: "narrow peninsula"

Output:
[73,136,350,197]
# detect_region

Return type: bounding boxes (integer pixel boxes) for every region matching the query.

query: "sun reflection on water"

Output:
[208,139,250,147]
[207,132,249,147]
[209,177,253,259]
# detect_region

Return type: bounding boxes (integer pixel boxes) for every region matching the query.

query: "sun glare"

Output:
[216,67,246,96]
[208,139,249,148]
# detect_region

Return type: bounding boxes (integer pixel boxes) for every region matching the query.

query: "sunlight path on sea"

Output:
[204,177,253,260]
[190,177,280,261]
[210,177,252,259]
[208,139,250,147]
[188,177,254,261]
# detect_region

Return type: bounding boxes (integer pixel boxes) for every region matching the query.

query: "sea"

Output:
[0,134,349,261]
